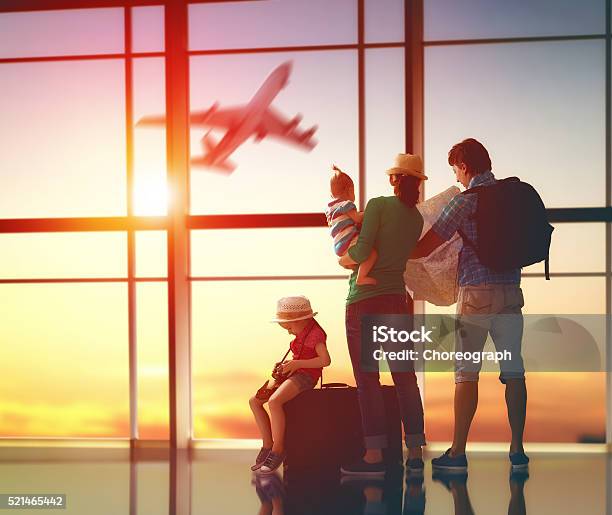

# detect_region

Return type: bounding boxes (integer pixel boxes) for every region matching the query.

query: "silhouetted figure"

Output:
[339,153,428,477]
[412,139,531,473]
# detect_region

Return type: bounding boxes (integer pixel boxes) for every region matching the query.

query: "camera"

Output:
[271,361,290,382]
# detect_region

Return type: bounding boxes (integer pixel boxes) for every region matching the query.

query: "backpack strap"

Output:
[544,254,550,280]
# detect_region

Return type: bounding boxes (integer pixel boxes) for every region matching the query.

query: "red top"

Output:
[289,318,327,382]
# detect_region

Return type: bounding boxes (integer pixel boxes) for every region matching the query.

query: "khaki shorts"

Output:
[455,284,525,384]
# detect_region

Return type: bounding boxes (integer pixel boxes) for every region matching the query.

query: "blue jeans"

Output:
[345,293,426,449]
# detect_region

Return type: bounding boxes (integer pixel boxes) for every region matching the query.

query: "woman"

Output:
[338,153,427,477]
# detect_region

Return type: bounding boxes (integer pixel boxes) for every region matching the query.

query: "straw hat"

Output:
[386,153,428,180]
[270,295,318,323]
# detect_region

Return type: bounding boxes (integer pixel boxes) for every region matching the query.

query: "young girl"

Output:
[249,295,331,474]
[326,165,378,286]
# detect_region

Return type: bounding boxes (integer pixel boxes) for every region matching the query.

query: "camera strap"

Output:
[277,320,325,385]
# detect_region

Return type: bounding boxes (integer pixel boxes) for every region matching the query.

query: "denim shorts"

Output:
[287,372,318,392]
[455,284,525,384]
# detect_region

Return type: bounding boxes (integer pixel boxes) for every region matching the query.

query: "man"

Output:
[411,138,529,473]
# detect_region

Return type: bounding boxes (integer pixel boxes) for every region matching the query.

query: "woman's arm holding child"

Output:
[280,343,331,374]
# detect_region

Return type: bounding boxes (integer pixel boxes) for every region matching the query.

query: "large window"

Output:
[0,6,168,439]
[0,1,609,447]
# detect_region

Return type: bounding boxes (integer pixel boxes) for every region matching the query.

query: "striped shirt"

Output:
[431,170,521,286]
[325,198,359,256]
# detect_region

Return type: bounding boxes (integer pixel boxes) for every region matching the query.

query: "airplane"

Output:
[136,61,318,174]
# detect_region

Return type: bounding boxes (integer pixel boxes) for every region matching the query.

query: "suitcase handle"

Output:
[321,382,351,389]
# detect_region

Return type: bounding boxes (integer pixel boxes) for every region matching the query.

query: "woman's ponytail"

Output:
[393,174,421,208]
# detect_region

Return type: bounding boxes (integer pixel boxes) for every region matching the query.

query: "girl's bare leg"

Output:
[267,379,303,454]
[249,396,273,448]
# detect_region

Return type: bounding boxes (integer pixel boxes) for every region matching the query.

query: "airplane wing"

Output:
[190,105,245,129]
[137,104,245,129]
[260,106,318,150]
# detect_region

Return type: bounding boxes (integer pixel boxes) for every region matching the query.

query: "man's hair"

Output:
[330,169,354,198]
[448,138,492,175]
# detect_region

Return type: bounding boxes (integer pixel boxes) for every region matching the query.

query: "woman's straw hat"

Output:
[386,153,428,180]
[270,295,318,323]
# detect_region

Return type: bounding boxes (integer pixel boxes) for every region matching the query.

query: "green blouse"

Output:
[346,195,424,305]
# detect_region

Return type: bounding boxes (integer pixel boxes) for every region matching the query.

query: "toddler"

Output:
[325,165,378,285]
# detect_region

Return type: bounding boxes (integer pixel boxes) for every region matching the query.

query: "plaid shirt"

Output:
[431,170,521,286]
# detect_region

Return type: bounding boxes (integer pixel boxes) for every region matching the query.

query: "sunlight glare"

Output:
[133,177,169,216]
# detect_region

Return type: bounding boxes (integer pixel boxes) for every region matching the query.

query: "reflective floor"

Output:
[0,447,610,514]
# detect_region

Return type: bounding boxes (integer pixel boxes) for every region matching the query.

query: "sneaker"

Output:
[509,451,530,471]
[405,457,425,477]
[250,447,271,471]
[259,451,285,474]
[340,458,386,477]
[431,449,468,473]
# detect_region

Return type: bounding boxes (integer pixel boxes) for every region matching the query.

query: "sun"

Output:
[133,178,169,216]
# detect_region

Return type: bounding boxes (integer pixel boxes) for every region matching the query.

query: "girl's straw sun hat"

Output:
[270,295,318,323]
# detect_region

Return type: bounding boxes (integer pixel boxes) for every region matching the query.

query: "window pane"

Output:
[0,9,124,59]
[424,41,605,208]
[0,232,126,279]
[136,231,167,278]
[132,6,164,53]
[191,228,341,277]
[137,282,169,440]
[425,276,606,443]
[0,284,128,437]
[189,51,358,214]
[426,372,606,443]
[192,279,354,438]
[426,277,606,316]
[0,60,127,218]
[365,0,404,43]
[424,0,605,41]
[523,223,605,274]
[365,48,406,200]
[521,276,605,314]
[188,0,357,50]
[133,58,167,216]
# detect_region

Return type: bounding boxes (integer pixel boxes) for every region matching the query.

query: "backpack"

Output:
[457,177,554,280]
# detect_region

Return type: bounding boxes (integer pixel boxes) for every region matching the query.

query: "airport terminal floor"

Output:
[0,446,609,514]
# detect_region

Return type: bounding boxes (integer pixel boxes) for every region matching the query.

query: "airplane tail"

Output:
[299,125,318,149]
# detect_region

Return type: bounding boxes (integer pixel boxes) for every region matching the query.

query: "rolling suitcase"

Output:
[283,382,403,471]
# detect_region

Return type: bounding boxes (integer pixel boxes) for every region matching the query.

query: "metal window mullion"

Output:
[165,0,191,452]
[124,6,138,444]
[605,0,612,459]
[357,0,366,211]
[606,10,612,515]
[424,33,606,47]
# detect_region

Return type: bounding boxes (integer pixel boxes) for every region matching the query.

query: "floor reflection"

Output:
[0,447,608,514]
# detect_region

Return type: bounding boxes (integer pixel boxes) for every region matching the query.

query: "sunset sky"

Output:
[0,1,608,443]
